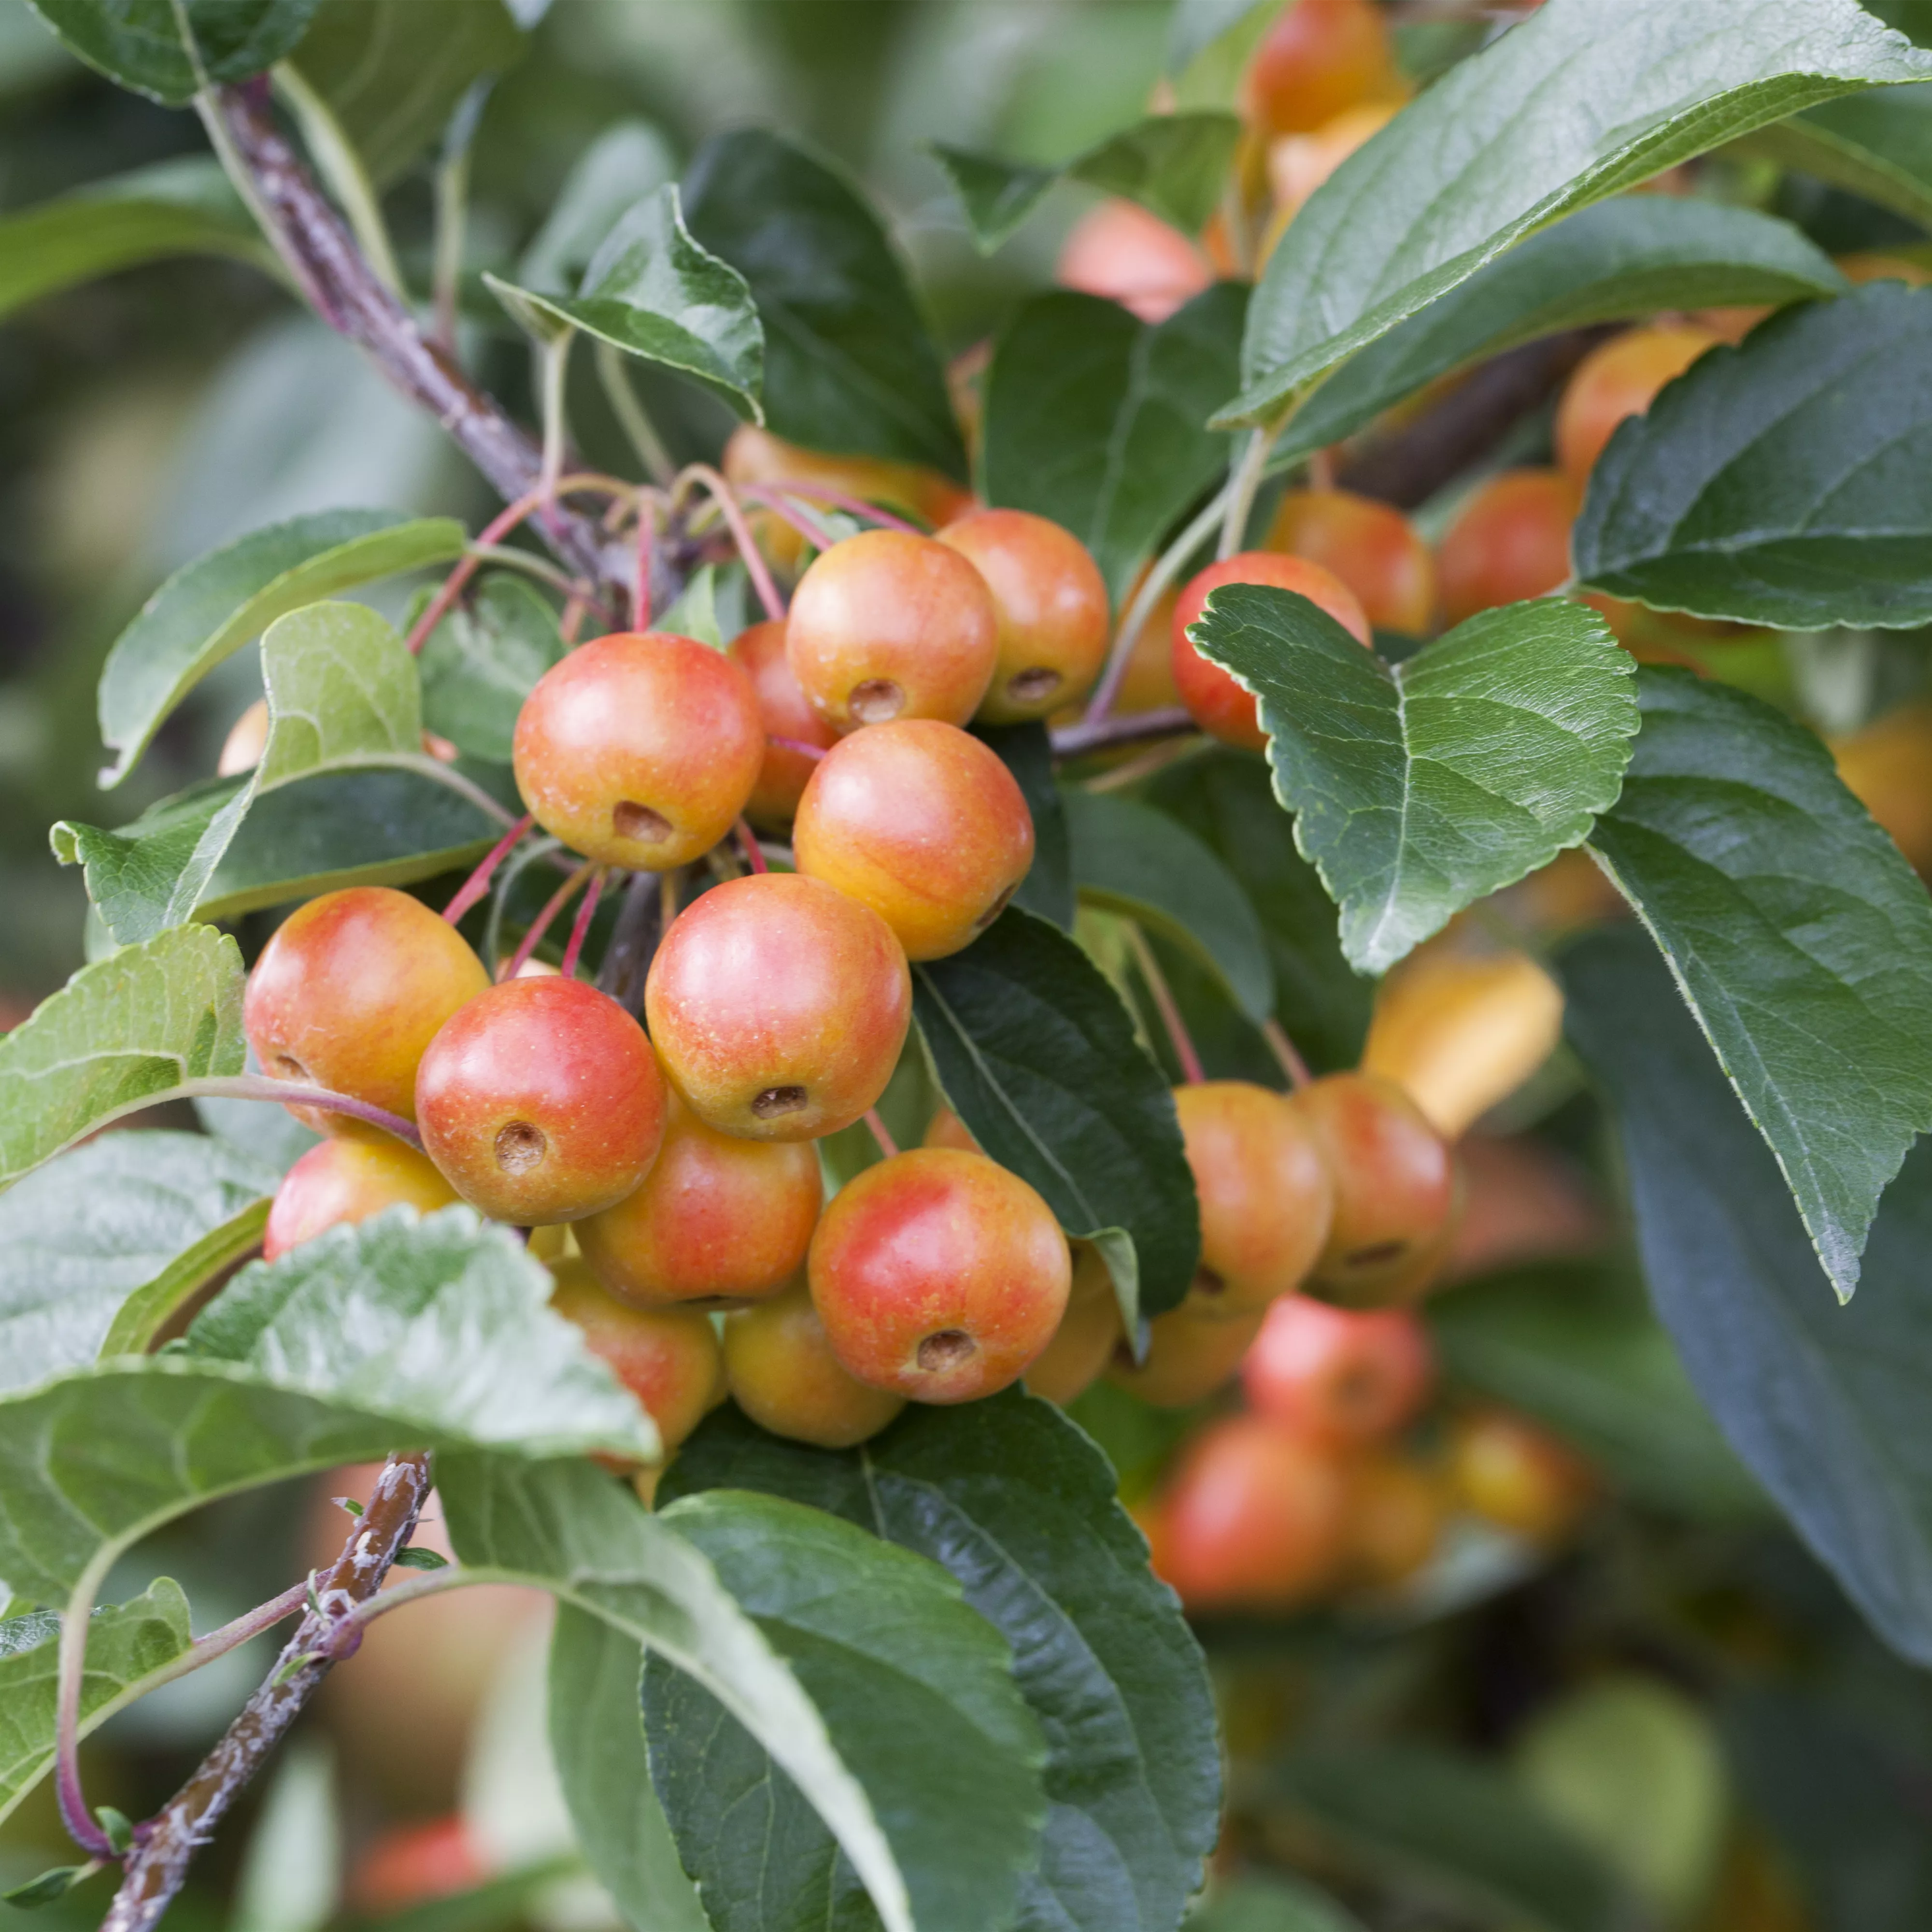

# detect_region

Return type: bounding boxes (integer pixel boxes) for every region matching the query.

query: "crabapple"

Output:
[348,1817,487,1918]
[808,1148,1071,1404]
[723,1276,906,1448]
[1267,488,1436,636]
[1442,1134,1605,1286]
[644,872,911,1141]
[244,886,490,1133]
[1834,701,1932,877]
[1244,0,1403,137]
[937,508,1110,723]
[1265,102,1399,224]
[792,719,1034,960]
[577,1091,821,1310]
[549,1257,722,1455]
[784,530,998,731]
[218,697,269,776]
[1172,551,1371,751]
[1158,1414,1349,1610]
[1435,469,1580,626]
[728,618,837,828]
[1449,1407,1596,1542]
[1024,1247,1122,1405]
[1345,1452,1446,1589]
[1056,199,1213,324]
[1241,1297,1433,1447]
[1106,1302,1264,1408]
[1297,1072,1459,1306]
[415,976,666,1223]
[511,630,764,870]
[263,1137,460,1261]
[1555,324,1720,485]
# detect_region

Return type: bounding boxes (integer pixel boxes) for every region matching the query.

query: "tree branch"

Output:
[101,1452,435,1932]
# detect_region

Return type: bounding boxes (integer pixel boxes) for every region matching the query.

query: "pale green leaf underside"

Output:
[1193,588,1637,975]
[1221,0,1932,426]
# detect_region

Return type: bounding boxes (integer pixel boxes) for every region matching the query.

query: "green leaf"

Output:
[932,111,1241,252]
[96,508,464,786]
[1746,81,1932,232]
[0,1579,192,1827]
[1575,282,1932,630]
[1,1862,99,1907]
[1220,0,1932,426]
[1065,787,1274,1023]
[0,1130,275,1395]
[914,907,1201,1325]
[0,924,245,1193]
[440,1455,1040,1932]
[1193,588,1637,975]
[0,157,275,322]
[976,721,1074,931]
[1427,1261,1764,1521]
[1271,1744,1631,1932]
[1187,1875,1369,1932]
[1148,750,1371,1075]
[642,1489,1046,1932]
[419,574,564,763]
[1274,196,1847,470]
[682,128,966,481]
[228,1742,340,1932]
[1564,927,1932,1667]
[1166,0,1274,78]
[519,119,676,294]
[21,0,322,103]
[982,284,1246,602]
[389,1545,448,1571]
[545,1608,709,1932]
[0,1207,654,1609]
[1588,667,1932,1300]
[486,185,763,421]
[663,1391,1221,1932]
[285,0,524,188]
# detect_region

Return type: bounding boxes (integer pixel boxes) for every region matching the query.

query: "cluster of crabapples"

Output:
[242,496,1465,1477]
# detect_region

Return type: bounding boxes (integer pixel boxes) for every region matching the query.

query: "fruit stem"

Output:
[1049,706,1194,760]
[736,485,843,554]
[179,1077,424,1150]
[1262,1017,1313,1091]
[1124,923,1205,1085]
[660,869,681,934]
[747,480,922,536]
[595,339,678,487]
[633,494,658,629]
[1218,422,1277,561]
[444,813,535,925]
[736,821,769,874]
[865,1108,900,1159]
[680,465,787,624]
[503,860,596,980]
[559,867,607,978]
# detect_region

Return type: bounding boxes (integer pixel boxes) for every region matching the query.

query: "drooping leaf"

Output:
[1065,786,1274,1023]
[914,908,1200,1326]
[20,0,323,103]
[0,1581,193,1827]
[0,157,275,323]
[0,924,245,1193]
[1148,750,1370,1075]
[0,1131,275,1395]
[1746,81,1932,233]
[96,508,464,786]
[982,284,1246,601]
[1564,927,1932,1667]
[545,1608,709,1932]
[0,1207,654,1609]
[97,1200,271,1363]
[1575,282,1932,630]
[1220,0,1932,426]
[1588,667,1932,1300]
[419,574,564,763]
[976,722,1074,930]
[285,0,525,188]
[486,185,764,421]
[1273,197,1847,469]
[933,112,1242,252]
[1192,588,1637,975]
[682,128,966,480]
[663,1392,1222,1932]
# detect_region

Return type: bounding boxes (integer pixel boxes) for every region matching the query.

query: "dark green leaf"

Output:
[519,120,676,294]
[545,1608,708,1932]
[487,185,763,421]
[1,1863,99,1907]
[663,1392,1220,1932]
[1747,81,1932,233]
[419,574,565,763]
[96,508,464,786]
[1221,0,1932,426]
[1065,786,1273,1023]
[976,722,1074,930]
[0,1130,274,1394]
[1575,282,1932,630]
[1193,588,1636,974]
[644,1488,1045,1932]
[1565,927,1932,1667]
[927,146,1055,255]
[1187,1875,1369,1932]
[1588,666,1932,1299]
[982,284,1245,601]
[914,908,1200,1325]
[683,128,966,480]
[1274,197,1847,469]
[1427,1261,1765,1521]
[1272,1744,1631,1932]
[389,1546,448,1571]
[285,0,524,188]
[21,0,322,103]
